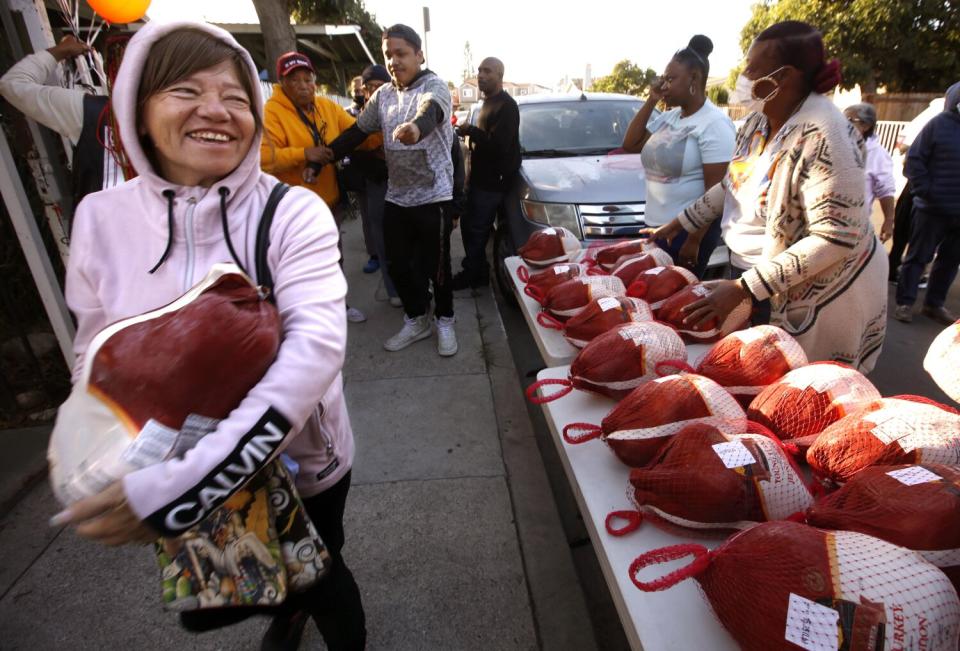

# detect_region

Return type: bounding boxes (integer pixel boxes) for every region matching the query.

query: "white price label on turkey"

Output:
[598,296,620,311]
[553,265,570,275]
[784,593,839,651]
[711,440,756,469]
[887,466,943,486]
[542,228,556,235]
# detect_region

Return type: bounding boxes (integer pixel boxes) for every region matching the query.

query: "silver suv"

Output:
[492,93,653,297]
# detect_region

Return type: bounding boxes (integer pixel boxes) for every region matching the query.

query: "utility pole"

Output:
[422,6,430,66]
[463,41,473,82]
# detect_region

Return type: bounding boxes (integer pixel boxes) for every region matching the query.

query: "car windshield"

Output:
[519,99,642,157]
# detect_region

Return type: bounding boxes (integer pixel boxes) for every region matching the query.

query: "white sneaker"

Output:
[383,314,432,351]
[389,296,403,308]
[436,316,458,356]
[346,306,367,323]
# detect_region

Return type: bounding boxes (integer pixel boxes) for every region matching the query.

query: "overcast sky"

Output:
[145,0,756,87]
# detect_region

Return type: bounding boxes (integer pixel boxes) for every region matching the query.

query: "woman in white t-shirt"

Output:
[622,35,736,277]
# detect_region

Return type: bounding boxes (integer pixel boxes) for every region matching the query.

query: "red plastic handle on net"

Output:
[605,510,643,536]
[517,265,531,283]
[629,543,713,592]
[655,359,696,377]
[524,284,546,305]
[562,422,603,445]
[537,311,565,331]
[525,378,573,404]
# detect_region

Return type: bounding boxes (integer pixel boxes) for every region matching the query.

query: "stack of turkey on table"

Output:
[516,227,960,651]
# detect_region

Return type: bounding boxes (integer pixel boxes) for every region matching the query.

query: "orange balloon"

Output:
[86,0,151,24]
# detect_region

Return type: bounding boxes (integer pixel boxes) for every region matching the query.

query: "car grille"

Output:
[577,203,647,239]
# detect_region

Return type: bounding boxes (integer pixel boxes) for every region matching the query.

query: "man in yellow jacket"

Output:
[261,52,370,209]
[261,52,371,322]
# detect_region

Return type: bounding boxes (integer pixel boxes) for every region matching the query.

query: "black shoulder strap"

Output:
[255,182,291,302]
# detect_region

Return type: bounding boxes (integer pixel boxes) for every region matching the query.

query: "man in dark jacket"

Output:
[452,57,521,289]
[894,81,960,325]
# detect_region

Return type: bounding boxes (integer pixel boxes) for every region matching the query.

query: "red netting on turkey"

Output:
[746,362,881,446]
[664,325,809,408]
[538,296,654,347]
[48,264,281,505]
[606,423,814,538]
[562,373,746,467]
[806,396,960,483]
[629,521,960,651]
[625,265,698,310]
[806,463,960,590]
[610,249,675,287]
[516,226,582,267]
[593,238,659,271]
[527,321,686,404]
[518,262,593,304]
[657,283,752,343]
[541,275,626,319]
[924,319,960,404]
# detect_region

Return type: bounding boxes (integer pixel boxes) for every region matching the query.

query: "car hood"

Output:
[520,154,646,203]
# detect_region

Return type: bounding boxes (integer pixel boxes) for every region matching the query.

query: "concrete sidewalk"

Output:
[0,216,596,650]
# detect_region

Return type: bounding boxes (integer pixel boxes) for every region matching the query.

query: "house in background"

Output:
[457,77,551,105]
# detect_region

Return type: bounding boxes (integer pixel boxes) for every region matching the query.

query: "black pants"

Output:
[889,183,914,280]
[896,206,960,309]
[460,186,504,281]
[384,201,454,318]
[179,472,366,651]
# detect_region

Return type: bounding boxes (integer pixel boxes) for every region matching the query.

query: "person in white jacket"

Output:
[0,35,129,203]
[50,21,364,650]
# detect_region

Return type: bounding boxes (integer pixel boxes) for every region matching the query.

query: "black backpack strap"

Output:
[255,182,291,301]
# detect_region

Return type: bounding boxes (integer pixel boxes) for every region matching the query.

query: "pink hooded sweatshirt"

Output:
[66,21,353,537]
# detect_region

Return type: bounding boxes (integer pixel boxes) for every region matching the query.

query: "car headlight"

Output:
[521,200,581,237]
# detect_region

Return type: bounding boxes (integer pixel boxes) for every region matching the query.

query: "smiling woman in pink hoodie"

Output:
[53,21,365,649]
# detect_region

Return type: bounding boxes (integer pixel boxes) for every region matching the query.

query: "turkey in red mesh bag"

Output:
[806,463,960,590]
[924,319,960,404]
[516,226,582,267]
[606,423,814,538]
[48,264,281,505]
[673,325,809,408]
[806,396,960,483]
[747,362,881,446]
[657,283,752,343]
[537,296,654,347]
[562,373,746,467]
[629,521,960,651]
[518,262,593,304]
[593,238,659,271]
[609,248,675,287]
[541,275,626,319]
[625,265,698,310]
[526,321,686,404]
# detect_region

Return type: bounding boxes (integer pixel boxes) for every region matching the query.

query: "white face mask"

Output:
[728,66,789,113]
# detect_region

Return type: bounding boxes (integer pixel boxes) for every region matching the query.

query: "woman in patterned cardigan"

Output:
[652,21,887,372]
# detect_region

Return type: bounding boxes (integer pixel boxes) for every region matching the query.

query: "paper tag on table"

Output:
[784,593,839,651]
[711,440,756,469]
[886,465,943,486]
[598,296,620,311]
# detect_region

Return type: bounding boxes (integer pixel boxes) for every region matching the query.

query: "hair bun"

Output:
[814,58,842,94]
[688,35,714,59]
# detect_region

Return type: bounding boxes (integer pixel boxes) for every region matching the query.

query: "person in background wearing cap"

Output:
[260,52,372,323]
[346,75,364,117]
[845,103,895,243]
[327,24,460,357]
[893,81,960,325]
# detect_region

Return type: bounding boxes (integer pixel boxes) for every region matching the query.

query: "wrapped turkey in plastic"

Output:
[526,321,686,403]
[593,238,660,271]
[626,265,698,310]
[48,264,281,505]
[518,262,593,304]
[924,319,960,404]
[629,521,960,651]
[516,226,581,267]
[609,249,675,287]
[537,296,654,347]
[657,283,751,343]
[541,275,626,320]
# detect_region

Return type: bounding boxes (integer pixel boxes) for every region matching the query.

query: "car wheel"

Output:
[493,224,519,308]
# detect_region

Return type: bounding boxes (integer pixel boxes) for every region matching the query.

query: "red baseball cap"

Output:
[276,52,314,79]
